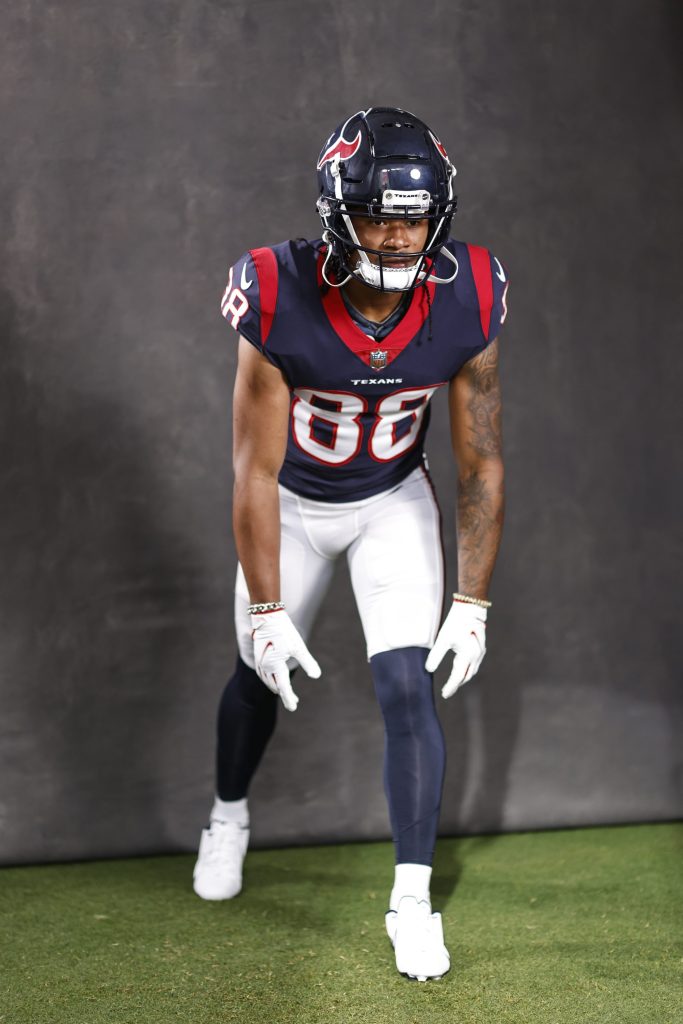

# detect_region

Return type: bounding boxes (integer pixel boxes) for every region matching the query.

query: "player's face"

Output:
[350,216,429,268]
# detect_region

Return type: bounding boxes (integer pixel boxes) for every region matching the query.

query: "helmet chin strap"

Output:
[423,245,459,285]
[321,231,351,288]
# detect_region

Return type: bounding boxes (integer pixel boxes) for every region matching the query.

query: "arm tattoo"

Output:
[457,470,505,598]
[455,341,505,598]
[461,341,503,459]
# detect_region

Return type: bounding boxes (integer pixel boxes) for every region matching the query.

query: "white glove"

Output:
[425,600,487,699]
[250,609,321,712]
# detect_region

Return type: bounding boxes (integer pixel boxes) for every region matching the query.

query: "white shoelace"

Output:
[203,820,247,864]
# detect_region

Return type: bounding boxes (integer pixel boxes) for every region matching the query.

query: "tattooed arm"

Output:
[448,339,505,601]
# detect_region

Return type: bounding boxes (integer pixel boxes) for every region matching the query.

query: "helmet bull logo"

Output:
[317,129,362,170]
[429,131,450,162]
[370,349,388,370]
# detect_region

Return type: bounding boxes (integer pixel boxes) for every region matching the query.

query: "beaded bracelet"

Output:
[247,601,285,615]
[453,592,492,609]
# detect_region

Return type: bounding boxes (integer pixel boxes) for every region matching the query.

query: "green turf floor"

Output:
[1,823,681,1024]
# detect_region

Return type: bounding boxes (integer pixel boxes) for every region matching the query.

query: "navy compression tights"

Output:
[370,647,446,866]
[216,657,278,802]
[216,647,446,865]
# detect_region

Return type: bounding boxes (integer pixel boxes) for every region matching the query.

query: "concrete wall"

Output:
[1,0,681,863]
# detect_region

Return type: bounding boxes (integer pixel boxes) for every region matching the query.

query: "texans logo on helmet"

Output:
[429,131,449,162]
[317,113,363,170]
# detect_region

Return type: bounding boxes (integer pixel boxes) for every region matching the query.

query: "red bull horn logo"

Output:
[317,127,362,170]
[429,131,449,162]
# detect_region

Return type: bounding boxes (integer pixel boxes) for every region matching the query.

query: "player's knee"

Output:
[370,647,437,729]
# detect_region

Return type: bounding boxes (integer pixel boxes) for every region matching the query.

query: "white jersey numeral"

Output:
[221,266,249,329]
[291,389,366,465]
[290,385,439,466]
[370,386,439,462]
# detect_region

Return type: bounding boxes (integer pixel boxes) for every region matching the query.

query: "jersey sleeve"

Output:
[219,247,280,359]
[450,240,509,356]
[465,244,509,346]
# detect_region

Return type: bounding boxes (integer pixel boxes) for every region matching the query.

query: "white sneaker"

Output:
[385,896,450,981]
[192,819,249,900]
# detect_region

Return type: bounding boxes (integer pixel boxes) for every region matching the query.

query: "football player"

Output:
[193,107,508,982]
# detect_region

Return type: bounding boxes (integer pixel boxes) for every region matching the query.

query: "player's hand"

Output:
[425,600,487,699]
[250,609,321,712]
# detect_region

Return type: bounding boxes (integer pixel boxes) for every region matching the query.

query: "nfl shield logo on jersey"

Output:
[370,349,388,370]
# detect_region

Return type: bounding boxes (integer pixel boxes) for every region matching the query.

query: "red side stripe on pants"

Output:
[467,244,493,342]
[250,247,279,345]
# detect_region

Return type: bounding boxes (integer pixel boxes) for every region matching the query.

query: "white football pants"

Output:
[235,465,445,663]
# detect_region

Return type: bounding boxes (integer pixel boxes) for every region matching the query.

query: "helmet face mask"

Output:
[316,108,458,292]
[319,208,444,292]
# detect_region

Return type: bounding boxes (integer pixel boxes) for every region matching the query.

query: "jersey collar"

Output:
[317,250,436,369]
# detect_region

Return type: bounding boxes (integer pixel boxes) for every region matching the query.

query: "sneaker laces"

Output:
[394,897,434,943]
[203,819,247,864]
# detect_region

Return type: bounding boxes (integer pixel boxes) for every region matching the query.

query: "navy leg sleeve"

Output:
[370,647,446,866]
[216,656,278,800]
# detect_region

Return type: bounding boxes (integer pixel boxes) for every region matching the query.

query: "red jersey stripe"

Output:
[467,244,493,342]
[250,247,279,345]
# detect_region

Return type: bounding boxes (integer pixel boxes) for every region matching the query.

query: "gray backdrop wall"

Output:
[1,0,681,864]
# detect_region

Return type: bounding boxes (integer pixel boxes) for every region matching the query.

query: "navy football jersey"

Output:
[220,239,508,501]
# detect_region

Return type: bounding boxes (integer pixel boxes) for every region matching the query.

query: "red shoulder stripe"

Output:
[249,247,279,345]
[467,244,493,342]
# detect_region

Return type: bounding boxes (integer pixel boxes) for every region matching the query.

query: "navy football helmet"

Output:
[316,107,458,292]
